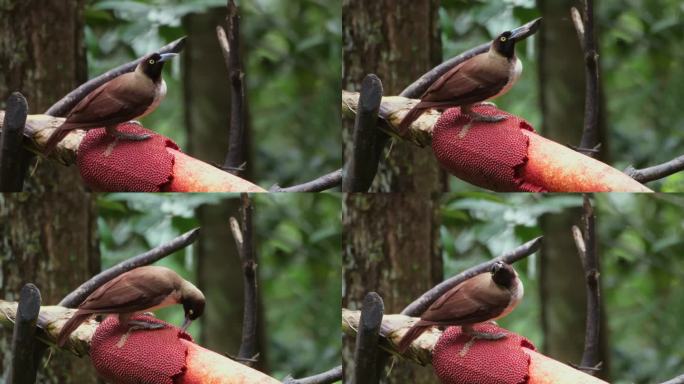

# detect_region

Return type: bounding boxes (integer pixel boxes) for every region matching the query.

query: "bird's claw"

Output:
[468,331,507,340]
[113,132,152,141]
[127,320,166,331]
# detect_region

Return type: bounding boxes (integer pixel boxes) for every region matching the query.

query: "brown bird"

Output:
[397,261,523,353]
[397,30,523,136]
[56,265,205,347]
[44,52,176,155]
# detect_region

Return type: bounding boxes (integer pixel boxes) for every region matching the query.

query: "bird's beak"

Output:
[181,316,192,331]
[159,53,178,62]
[509,17,542,41]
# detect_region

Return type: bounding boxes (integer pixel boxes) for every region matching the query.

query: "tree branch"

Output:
[0,92,29,192]
[230,194,258,365]
[222,0,247,174]
[401,236,543,316]
[343,74,383,192]
[8,284,41,384]
[283,366,343,384]
[269,169,342,192]
[59,228,201,307]
[572,195,601,374]
[624,155,684,183]
[353,292,384,384]
[45,37,187,117]
[400,18,542,98]
[571,2,600,154]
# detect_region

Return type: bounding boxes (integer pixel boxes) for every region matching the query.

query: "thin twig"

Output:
[571,1,600,155]
[222,0,247,174]
[401,236,543,316]
[282,366,343,384]
[353,292,384,384]
[343,74,384,192]
[0,92,29,192]
[270,169,342,192]
[625,155,684,183]
[400,18,542,98]
[9,284,41,384]
[231,194,258,366]
[45,37,186,117]
[575,195,601,374]
[59,228,201,307]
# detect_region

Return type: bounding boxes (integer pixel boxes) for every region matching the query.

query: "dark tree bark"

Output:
[183,10,264,370]
[342,0,445,193]
[0,193,100,383]
[0,0,88,192]
[342,194,442,384]
[537,2,610,377]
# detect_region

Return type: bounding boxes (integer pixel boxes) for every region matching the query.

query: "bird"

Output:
[43,52,177,155]
[397,261,523,353]
[56,265,205,347]
[397,30,523,136]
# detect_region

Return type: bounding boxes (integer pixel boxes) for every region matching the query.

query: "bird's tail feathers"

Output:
[57,311,91,347]
[397,323,429,353]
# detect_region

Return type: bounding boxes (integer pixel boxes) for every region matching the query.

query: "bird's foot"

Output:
[127,120,143,127]
[112,131,152,141]
[466,112,506,123]
[466,331,507,340]
[127,320,166,331]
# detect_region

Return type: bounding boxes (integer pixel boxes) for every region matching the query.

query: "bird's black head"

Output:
[491,31,517,59]
[183,294,205,321]
[180,284,205,331]
[490,261,517,288]
[139,52,177,82]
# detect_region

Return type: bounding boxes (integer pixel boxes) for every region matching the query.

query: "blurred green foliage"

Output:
[96,192,341,379]
[439,1,684,191]
[440,192,684,383]
[84,0,341,186]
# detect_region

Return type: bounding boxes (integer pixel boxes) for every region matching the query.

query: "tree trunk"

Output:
[537,0,610,378]
[183,9,264,371]
[0,193,100,383]
[342,194,442,383]
[0,0,88,192]
[342,0,445,193]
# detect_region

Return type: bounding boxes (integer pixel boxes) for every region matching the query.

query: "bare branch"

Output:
[59,228,201,307]
[233,194,258,365]
[572,1,601,154]
[222,0,247,174]
[625,155,684,183]
[343,74,384,192]
[0,92,29,192]
[401,236,543,316]
[45,37,186,117]
[270,169,342,192]
[575,195,602,374]
[9,284,41,384]
[283,366,343,384]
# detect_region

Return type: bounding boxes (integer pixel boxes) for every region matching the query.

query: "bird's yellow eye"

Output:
[500,36,507,42]
[149,59,155,64]
[189,309,194,315]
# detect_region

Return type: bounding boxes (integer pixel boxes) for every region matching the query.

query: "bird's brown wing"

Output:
[419,53,509,107]
[77,267,175,314]
[420,273,510,326]
[63,73,154,129]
